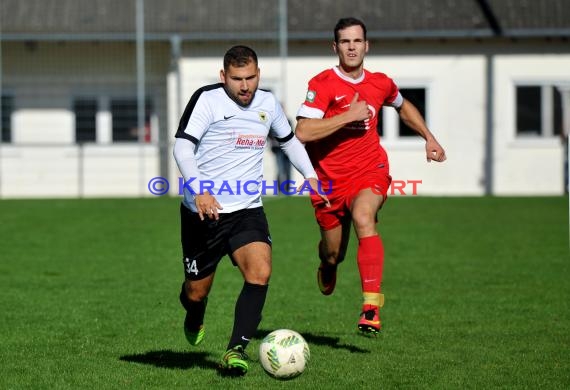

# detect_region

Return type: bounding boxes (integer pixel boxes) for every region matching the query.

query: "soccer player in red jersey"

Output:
[295,17,446,335]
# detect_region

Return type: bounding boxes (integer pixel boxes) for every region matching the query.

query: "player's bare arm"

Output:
[397,98,446,162]
[295,93,370,143]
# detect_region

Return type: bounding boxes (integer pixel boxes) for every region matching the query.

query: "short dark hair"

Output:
[334,17,367,43]
[223,45,258,70]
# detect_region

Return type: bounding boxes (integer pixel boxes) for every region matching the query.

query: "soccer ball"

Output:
[259,329,310,379]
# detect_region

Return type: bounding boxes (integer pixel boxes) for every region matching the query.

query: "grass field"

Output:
[0,196,568,389]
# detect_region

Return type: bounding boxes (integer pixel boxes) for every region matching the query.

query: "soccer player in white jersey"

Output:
[173,45,328,376]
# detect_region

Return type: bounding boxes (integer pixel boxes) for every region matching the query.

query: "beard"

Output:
[224,86,255,107]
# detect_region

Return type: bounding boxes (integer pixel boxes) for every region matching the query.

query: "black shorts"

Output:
[180,203,272,280]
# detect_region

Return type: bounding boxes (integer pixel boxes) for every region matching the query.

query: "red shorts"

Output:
[310,166,392,231]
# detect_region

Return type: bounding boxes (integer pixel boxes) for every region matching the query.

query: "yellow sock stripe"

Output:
[363,292,385,308]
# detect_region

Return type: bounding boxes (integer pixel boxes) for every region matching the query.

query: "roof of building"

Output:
[1,0,569,40]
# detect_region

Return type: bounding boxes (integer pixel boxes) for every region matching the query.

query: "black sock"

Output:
[179,282,207,330]
[227,282,269,350]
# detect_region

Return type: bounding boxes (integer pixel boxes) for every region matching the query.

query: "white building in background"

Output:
[170,53,569,197]
[1,0,569,198]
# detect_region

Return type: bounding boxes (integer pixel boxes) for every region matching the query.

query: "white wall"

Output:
[174,55,487,196]
[0,144,160,198]
[0,145,79,197]
[3,46,568,198]
[364,55,486,196]
[0,42,167,198]
[81,144,159,197]
[493,55,568,195]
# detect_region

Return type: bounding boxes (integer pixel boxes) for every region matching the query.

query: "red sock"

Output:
[357,235,384,294]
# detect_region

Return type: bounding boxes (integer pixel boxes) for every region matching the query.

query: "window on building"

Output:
[516,85,562,137]
[111,98,151,142]
[74,98,97,142]
[399,88,426,137]
[376,107,384,137]
[1,95,13,143]
[553,87,562,137]
[516,86,542,135]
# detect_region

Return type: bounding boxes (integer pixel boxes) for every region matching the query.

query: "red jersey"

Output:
[297,67,402,187]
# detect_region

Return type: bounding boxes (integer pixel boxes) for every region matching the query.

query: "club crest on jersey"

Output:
[258,111,267,122]
[306,90,316,103]
[235,134,266,149]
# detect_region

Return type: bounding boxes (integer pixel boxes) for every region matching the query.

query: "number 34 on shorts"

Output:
[184,257,199,275]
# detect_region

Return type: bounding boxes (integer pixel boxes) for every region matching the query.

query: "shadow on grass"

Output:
[256,329,370,354]
[119,350,218,370]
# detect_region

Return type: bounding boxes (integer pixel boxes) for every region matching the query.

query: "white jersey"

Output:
[175,84,292,213]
